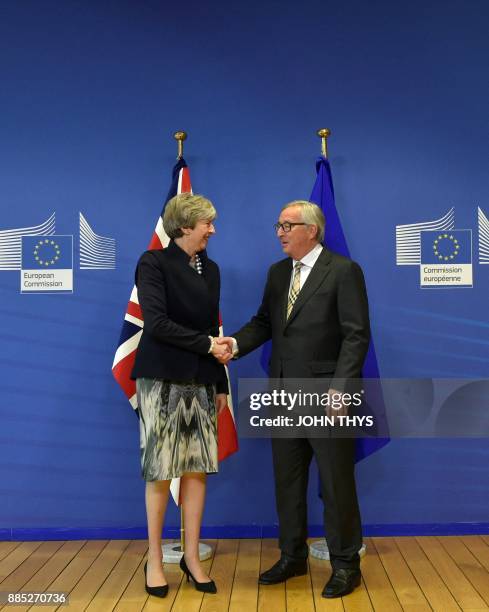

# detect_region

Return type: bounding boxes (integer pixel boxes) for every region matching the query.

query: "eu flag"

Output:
[310,156,389,462]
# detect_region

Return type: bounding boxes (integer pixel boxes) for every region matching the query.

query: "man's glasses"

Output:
[273,222,307,233]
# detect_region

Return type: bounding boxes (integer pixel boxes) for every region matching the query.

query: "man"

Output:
[218,200,370,598]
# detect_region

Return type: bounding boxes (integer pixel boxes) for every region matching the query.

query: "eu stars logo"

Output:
[21,235,73,293]
[432,234,460,261]
[33,239,61,267]
[420,230,472,288]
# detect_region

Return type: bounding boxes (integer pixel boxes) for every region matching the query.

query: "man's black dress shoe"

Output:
[322,568,361,598]
[259,556,308,585]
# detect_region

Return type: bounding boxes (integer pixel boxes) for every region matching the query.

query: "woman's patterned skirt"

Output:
[136,378,218,481]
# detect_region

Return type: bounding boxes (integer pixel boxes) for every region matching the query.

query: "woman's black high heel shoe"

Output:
[180,555,217,594]
[144,561,169,598]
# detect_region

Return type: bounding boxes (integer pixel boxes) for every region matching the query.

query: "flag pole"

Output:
[317,128,331,159]
[174,130,187,160]
[309,127,367,563]
[161,130,212,564]
[310,127,335,561]
[174,130,186,556]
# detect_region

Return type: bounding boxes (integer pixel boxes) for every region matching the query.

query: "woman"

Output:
[131,193,230,597]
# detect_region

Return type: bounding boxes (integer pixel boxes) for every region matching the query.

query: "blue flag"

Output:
[261,157,389,461]
[310,156,389,461]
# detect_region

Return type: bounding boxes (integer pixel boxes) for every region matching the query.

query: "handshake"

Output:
[210,336,235,365]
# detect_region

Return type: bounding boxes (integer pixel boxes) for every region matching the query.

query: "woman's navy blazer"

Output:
[131,240,228,394]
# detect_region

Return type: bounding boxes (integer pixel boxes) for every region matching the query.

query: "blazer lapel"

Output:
[284,248,332,328]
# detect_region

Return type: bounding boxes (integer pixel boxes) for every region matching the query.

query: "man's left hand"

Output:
[326,388,348,421]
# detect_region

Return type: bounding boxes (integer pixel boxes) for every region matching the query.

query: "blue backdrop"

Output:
[1,0,488,538]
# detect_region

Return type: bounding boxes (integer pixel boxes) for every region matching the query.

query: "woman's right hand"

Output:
[211,337,233,365]
[216,393,227,414]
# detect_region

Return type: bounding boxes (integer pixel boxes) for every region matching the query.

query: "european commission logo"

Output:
[396,207,488,288]
[21,236,73,293]
[420,230,472,288]
[0,212,116,295]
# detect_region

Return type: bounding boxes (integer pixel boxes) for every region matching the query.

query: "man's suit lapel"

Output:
[284,248,332,329]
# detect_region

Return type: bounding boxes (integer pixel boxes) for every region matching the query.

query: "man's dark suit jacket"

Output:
[234,248,370,387]
[131,240,228,394]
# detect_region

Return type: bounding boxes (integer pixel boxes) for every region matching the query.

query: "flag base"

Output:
[161,542,213,564]
[309,539,366,560]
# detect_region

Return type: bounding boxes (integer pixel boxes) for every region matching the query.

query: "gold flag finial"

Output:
[317,128,331,158]
[174,131,187,159]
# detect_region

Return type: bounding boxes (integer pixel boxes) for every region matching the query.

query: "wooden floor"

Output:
[1,536,489,611]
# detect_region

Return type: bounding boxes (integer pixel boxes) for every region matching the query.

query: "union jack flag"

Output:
[112,157,238,502]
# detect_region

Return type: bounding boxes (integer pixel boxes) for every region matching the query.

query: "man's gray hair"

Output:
[281,200,325,243]
[163,193,216,239]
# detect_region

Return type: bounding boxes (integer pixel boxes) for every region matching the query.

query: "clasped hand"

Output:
[210,337,234,365]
